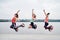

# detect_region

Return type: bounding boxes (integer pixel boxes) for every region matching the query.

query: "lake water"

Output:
[0,22,60,40]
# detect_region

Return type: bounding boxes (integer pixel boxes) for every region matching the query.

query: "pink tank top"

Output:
[45,16,48,22]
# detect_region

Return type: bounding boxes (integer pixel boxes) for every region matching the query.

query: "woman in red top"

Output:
[10,10,20,32]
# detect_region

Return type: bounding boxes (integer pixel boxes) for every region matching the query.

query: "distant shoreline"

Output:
[0,19,60,22]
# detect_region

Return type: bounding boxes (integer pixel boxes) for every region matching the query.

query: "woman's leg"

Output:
[10,23,15,29]
[31,22,37,29]
[44,22,49,29]
[28,22,33,28]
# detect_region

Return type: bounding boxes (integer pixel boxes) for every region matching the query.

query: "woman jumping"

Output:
[43,9,53,31]
[10,10,25,32]
[28,9,37,29]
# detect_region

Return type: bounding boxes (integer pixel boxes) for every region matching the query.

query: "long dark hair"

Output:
[15,13,18,18]
[47,13,50,15]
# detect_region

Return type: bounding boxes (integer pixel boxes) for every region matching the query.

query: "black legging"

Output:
[44,22,50,29]
[10,22,16,28]
[30,22,36,29]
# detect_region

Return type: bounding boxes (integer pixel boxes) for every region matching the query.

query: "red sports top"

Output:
[12,17,16,23]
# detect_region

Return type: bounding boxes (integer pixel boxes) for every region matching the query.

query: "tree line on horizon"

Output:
[0,19,60,22]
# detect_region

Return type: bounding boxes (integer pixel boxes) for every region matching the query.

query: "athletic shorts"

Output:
[44,22,49,27]
[30,22,36,29]
[10,22,16,28]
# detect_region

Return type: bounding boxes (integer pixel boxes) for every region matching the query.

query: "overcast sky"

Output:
[0,0,60,19]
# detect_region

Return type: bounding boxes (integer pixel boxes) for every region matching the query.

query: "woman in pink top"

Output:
[43,9,52,31]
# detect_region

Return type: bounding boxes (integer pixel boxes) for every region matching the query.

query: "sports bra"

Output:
[12,17,17,23]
